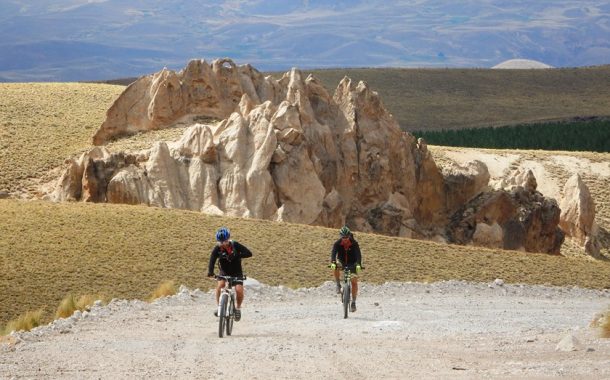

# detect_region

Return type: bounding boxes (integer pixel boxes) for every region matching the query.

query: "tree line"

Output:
[412,119,610,152]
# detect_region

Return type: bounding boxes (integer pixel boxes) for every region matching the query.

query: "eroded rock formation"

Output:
[446,184,564,254]
[560,174,600,256]
[92,59,285,145]
[53,59,566,254]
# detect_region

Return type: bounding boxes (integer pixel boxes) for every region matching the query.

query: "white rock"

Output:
[555,334,582,352]
[244,277,262,289]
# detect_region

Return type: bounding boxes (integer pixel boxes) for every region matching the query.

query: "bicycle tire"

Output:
[343,282,351,319]
[218,293,228,338]
[226,295,234,336]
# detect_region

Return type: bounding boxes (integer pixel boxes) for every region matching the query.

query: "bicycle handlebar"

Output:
[328,264,365,270]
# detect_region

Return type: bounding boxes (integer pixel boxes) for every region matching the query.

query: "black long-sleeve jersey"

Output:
[331,237,361,267]
[207,240,252,277]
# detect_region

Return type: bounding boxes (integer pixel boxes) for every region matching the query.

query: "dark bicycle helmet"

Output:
[339,225,351,237]
[215,227,230,242]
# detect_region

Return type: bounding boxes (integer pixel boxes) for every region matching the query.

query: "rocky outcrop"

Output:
[54,59,566,254]
[494,167,538,193]
[92,59,282,145]
[446,178,565,254]
[560,174,600,256]
[441,160,490,215]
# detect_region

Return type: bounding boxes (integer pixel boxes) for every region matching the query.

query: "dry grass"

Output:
[55,295,78,319]
[2,309,44,335]
[0,83,123,194]
[149,280,177,301]
[55,294,103,319]
[106,127,191,153]
[1,199,610,328]
[602,312,610,339]
[591,307,610,338]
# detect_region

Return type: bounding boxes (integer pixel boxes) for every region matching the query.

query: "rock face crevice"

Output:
[54,59,565,254]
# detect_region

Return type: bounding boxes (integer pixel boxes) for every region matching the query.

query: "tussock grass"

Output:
[591,307,610,338]
[602,312,610,339]
[55,294,102,319]
[2,309,44,335]
[55,294,78,319]
[75,294,99,310]
[1,199,610,328]
[149,280,177,301]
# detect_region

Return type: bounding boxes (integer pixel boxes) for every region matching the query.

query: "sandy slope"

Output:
[2,281,609,379]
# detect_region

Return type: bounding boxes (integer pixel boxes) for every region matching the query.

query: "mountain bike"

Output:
[330,264,364,319]
[215,275,246,338]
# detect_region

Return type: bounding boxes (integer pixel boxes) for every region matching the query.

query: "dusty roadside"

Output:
[2,280,609,379]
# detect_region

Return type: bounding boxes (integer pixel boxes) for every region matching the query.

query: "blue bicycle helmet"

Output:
[215,227,230,242]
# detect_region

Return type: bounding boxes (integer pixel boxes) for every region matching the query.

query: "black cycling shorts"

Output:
[218,272,244,285]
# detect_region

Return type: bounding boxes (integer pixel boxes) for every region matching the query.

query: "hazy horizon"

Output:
[1,0,609,81]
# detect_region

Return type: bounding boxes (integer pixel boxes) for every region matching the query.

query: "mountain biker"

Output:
[330,225,362,312]
[207,227,252,321]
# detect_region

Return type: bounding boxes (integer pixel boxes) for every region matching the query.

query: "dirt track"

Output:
[2,280,609,379]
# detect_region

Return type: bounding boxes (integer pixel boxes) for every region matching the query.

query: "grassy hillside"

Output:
[2,199,610,328]
[0,83,123,194]
[302,66,610,131]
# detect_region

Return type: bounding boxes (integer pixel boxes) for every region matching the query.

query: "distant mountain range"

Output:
[1,0,609,81]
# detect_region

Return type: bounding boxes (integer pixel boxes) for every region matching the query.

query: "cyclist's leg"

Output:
[333,266,341,293]
[235,284,244,308]
[234,283,244,321]
[215,280,226,305]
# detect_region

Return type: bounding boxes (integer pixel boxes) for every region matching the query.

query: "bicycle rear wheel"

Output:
[226,296,234,336]
[342,282,351,319]
[218,293,228,338]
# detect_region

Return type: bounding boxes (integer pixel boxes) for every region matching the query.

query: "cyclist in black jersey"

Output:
[330,226,362,312]
[207,227,252,321]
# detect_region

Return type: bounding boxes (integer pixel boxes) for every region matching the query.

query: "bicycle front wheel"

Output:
[226,295,235,336]
[343,282,351,319]
[218,293,228,338]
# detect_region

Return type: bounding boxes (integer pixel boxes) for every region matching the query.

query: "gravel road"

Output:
[2,280,609,379]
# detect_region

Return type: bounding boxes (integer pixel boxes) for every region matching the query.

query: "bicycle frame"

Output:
[330,264,361,319]
[215,275,245,338]
[342,266,353,319]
